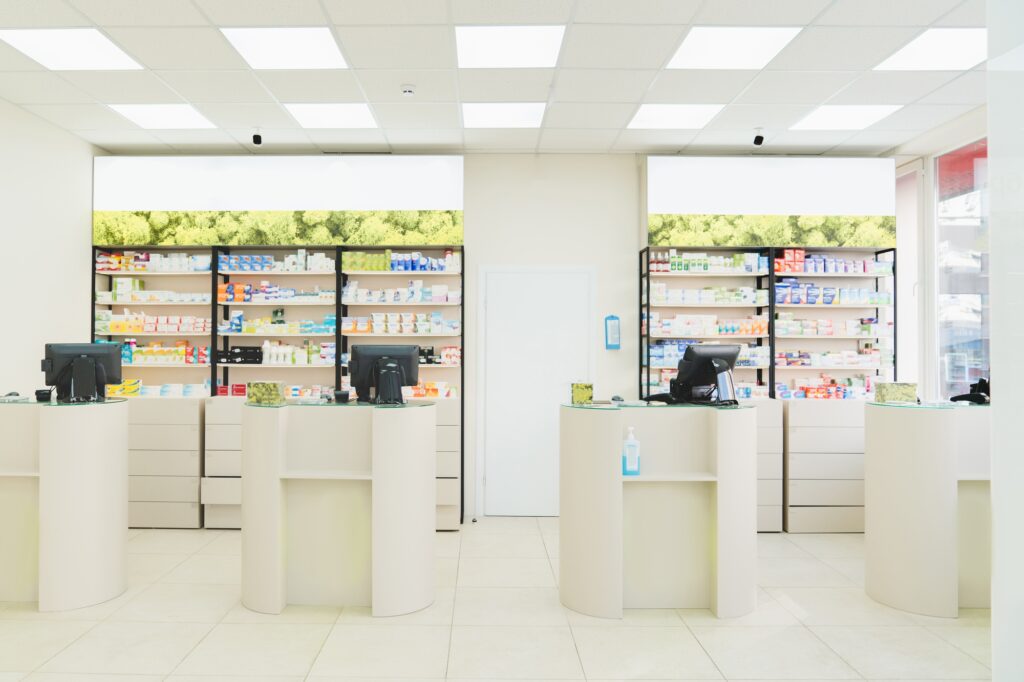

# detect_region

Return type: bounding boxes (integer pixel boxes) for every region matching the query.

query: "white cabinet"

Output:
[202,397,244,528]
[783,401,865,533]
[412,398,462,530]
[745,399,783,532]
[127,398,204,528]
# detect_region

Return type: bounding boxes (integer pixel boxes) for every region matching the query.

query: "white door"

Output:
[481,268,594,516]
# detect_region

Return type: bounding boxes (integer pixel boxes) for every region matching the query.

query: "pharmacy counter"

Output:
[865,402,990,618]
[559,403,757,619]
[0,400,128,611]
[241,402,436,617]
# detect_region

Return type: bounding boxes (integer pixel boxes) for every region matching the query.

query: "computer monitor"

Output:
[41,343,122,403]
[647,344,740,406]
[349,345,419,404]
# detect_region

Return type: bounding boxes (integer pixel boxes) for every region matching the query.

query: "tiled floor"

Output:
[0,519,991,680]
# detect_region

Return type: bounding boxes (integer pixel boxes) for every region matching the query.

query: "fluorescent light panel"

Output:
[221,27,346,69]
[668,27,801,69]
[285,103,376,128]
[876,28,987,71]
[0,28,141,70]
[462,102,546,128]
[110,104,215,129]
[628,104,724,129]
[456,25,565,68]
[791,105,902,131]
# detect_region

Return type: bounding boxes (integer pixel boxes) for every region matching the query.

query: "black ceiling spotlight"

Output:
[753,127,765,146]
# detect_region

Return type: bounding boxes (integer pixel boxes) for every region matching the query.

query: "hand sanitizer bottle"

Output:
[622,427,640,476]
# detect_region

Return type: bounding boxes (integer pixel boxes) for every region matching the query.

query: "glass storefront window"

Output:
[936,139,988,399]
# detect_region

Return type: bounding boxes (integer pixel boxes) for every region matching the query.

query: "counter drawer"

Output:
[128,424,200,451]
[205,504,240,529]
[204,397,244,425]
[758,506,782,532]
[201,477,242,506]
[436,504,460,530]
[129,501,200,529]
[788,479,864,506]
[758,451,782,479]
[785,401,865,428]
[745,398,783,428]
[437,425,460,452]
[787,427,864,454]
[758,427,782,454]
[436,478,459,506]
[129,449,200,477]
[129,475,199,503]
[788,452,864,480]
[786,505,864,533]
[128,398,202,426]
[437,451,460,478]
[758,479,782,506]
[205,450,241,477]
[206,424,242,451]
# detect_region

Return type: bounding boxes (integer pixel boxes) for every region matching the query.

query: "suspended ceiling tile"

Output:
[384,128,465,146]
[827,71,963,105]
[613,129,698,151]
[574,0,701,24]
[705,104,813,131]
[67,0,209,26]
[866,103,977,131]
[766,27,921,71]
[537,128,619,152]
[553,69,657,103]
[645,70,757,104]
[193,102,299,129]
[256,70,364,102]
[0,72,95,104]
[814,0,962,26]
[695,0,833,26]
[543,102,637,129]
[60,71,185,104]
[157,70,275,104]
[458,68,554,102]
[323,0,450,25]
[0,0,91,27]
[933,0,986,27]
[918,71,987,105]
[335,26,455,69]
[0,41,44,71]
[74,129,174,153]
[191,0,328,26]
[450,0,575,24]
[463,128,541,150]
[105,27,249,70]
[559,24,686,69]
[371,101,460,129]
[224,127,314,149]
[357,69,458,103]
[24,103,140,130]
[736,71,859,105]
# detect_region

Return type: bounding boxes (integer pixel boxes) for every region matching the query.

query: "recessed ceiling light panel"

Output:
[456,25,565,68]
[110,104,215,129]
[875,28,987,71]
[790,105,902,130]
[628,104,724,129]
[284,103,377,129]
[668,27,802,70]
[221,27,347,69]
[462,102,546,128]
[0,28,141,70]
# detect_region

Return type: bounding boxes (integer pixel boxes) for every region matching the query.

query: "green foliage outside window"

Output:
[93,210,464,246]
[648,214,896,248]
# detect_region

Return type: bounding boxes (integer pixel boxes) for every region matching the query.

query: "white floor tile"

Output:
[542,532,559,559]
[127,553,189,586]
[39,621,211,676]
[160,554,241,585]
[309,625,451,678]
[572,625,721,680]
[436,556,459,588]
[174,623,331,677]
[786,533,865,559]
[0,586,147,622]
[27,674,163,681]
[909,608,991,628]
[568,608,685,627]
[127,530,223,555]
[757,533,810,558]
[221,603,340,624]
[758,556,854,588]
[447,625,583,679]
[768,587,917,626]
[457,557,555,588]
[337,588,454,626]
[537,517,560,534]
[928,625,992,667]
[818,556,865,587]
[0,620,95,673]
[169,677,303,682]
[194,530,241,556]
[109,583,240,623]
[692,625,859,680]
[454,588,568,626]
[435,532,462,558]
[812,625,992,679]
[459,531,547,558]
[461,517,541,534]
[680,590,798,627]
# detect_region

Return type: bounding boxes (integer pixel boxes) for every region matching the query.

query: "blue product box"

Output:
[790,286,803,305]
[774,283,790,304]
[822,287,836,305]
[806,286,820,305]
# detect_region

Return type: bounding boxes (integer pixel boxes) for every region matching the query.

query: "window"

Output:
[935,139,988,398]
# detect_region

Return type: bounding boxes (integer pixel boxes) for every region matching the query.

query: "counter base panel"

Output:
[786,506,864,533]
[129,501,201,529]
[205,504,241,529]
[0,477,39,602]
[958,481,991,609]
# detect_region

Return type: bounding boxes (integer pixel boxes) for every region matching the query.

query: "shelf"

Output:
[647,271,769,278]
[97,301,212,307]
[778,272,892,278]
[122,364,211,369]
[221,364,334,369]
[775,365,883,371]
[651,365,769,371]
[650,303,767,308]
[649,334,768,340]
[775,303,892,309]
[281,470,371,481]
[218,270,335,277]
[219,332,336,338]
[95,271,209,277]
[343,332,461,338]
[343,301,461,307]
[99,331,211,337]
[219,300,335,306]
[0,470,39,478]
[623,473,716,482]
[777,335,890,340]
[343,271,461,277]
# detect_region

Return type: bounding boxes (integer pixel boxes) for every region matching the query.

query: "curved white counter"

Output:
[864,402,990,618]
[0,400,128,611]
[559,403,758,619]
[241,402,436,617]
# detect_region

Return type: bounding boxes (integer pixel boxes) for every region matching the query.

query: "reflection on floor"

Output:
[0,519,991,680]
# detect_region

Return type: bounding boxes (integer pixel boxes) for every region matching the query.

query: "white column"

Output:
[988,2,1024,676]
[241,405,287,614]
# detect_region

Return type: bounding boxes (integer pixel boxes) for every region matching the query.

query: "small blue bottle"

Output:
[622,426,640,476]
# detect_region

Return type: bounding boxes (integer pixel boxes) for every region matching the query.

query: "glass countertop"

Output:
[867,401,989,410]
[245,400,435,409]
[564,402,752,411]
[42,398,128,407]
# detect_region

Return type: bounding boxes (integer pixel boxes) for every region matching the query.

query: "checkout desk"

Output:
[865,402,990,618]
[241,401,436,617]
[0,400,128,611]
[559,403,757,619]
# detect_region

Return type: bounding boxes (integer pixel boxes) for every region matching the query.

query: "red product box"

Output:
[792,249,806,262]
[783,249,796,261]
[230,383,247,396]
[774,258,786,272]
[216,386,229,396]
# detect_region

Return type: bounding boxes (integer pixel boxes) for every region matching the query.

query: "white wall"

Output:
[463,154,641,516]
[0,100,96,395]
[895,170,921,384]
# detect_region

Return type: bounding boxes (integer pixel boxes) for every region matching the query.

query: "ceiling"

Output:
[0,0,987,156]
